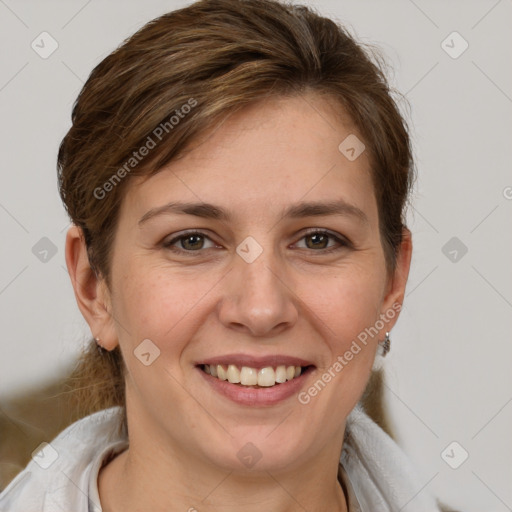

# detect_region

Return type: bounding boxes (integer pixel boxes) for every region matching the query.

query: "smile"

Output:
[202,364,305,388]
[196,354,315,405]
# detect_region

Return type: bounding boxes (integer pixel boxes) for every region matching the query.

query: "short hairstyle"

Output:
[58,0,415,422]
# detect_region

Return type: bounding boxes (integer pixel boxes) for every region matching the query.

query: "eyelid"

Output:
[163,228,351,255]
[293,227,351,251]
[163,229,219,249]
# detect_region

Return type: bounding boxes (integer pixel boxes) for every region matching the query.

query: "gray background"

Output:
[1,0,511,510]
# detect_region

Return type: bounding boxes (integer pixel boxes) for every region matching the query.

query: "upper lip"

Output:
[197,353,315,369]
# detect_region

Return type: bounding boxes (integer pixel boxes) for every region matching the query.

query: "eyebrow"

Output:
[138,199,369,226]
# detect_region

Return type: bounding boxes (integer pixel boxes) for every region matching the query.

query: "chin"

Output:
[197,424,315,474]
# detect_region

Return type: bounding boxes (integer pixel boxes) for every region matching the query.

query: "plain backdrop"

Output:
[1,1,511,510]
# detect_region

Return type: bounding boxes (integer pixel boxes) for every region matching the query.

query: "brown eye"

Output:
[295,230,350,253]
[163,231,217,253]
[180,234,205,250]
[305,232,330,249]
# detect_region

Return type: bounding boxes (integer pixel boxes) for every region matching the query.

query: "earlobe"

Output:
[65,225,118,351]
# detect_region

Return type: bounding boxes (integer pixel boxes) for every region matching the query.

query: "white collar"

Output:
[341,404,441,511]
[0,405,441,512]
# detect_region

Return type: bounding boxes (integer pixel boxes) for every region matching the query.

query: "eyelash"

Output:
[162,229,351,256]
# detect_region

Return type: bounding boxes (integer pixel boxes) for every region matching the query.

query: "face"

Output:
[74,93,411,473]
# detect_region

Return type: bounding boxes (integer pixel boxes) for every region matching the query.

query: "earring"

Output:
[94,337,105,352]
[380,331,391,356]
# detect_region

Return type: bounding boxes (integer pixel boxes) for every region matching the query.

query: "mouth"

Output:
[200,363,314,388]
[195,355,315,406]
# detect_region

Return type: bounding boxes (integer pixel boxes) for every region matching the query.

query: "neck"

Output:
[98,428,348,512]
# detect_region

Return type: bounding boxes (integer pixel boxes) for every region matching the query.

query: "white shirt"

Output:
[0,405,441,512]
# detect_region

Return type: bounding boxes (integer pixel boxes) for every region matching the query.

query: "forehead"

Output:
[121,94,377,225]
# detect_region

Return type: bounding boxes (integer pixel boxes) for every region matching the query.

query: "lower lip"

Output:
[197,366,314,406]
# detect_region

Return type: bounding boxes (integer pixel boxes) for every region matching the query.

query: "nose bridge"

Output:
[240,248,281,301]
[218,235,298,336]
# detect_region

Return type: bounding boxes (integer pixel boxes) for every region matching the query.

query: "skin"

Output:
[66,93,412,512]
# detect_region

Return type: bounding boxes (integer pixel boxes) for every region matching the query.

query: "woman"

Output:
[0,0,448,510]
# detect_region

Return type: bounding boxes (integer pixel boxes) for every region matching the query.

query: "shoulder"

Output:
[0,407,127,512]
[341,405,442,512]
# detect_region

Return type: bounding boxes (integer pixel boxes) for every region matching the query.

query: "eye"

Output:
[162,228,351,256]
[163,231,218,253]
[294,229,350,253]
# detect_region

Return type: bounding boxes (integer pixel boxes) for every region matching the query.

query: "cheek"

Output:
[313,269,382,338]
[112,261,212,353]
[111,263,214,408]
[308,267,384,386]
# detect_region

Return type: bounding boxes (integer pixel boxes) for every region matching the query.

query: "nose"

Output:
[217,245,299,338]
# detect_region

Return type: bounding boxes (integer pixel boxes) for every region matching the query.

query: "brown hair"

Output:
[58,0,415,425]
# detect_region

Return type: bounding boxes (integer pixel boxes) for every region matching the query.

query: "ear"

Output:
[65,225,118,351]
[379,227,413,332]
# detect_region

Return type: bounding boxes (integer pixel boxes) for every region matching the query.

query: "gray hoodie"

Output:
[0,405,441,511]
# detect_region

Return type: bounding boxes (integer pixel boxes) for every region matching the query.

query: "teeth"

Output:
[240,366,258,385]
[227,364,241,384]
[257,367,276,387]
[275,365,287,383]
[203,364,305,387]
[217,365,227,381]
